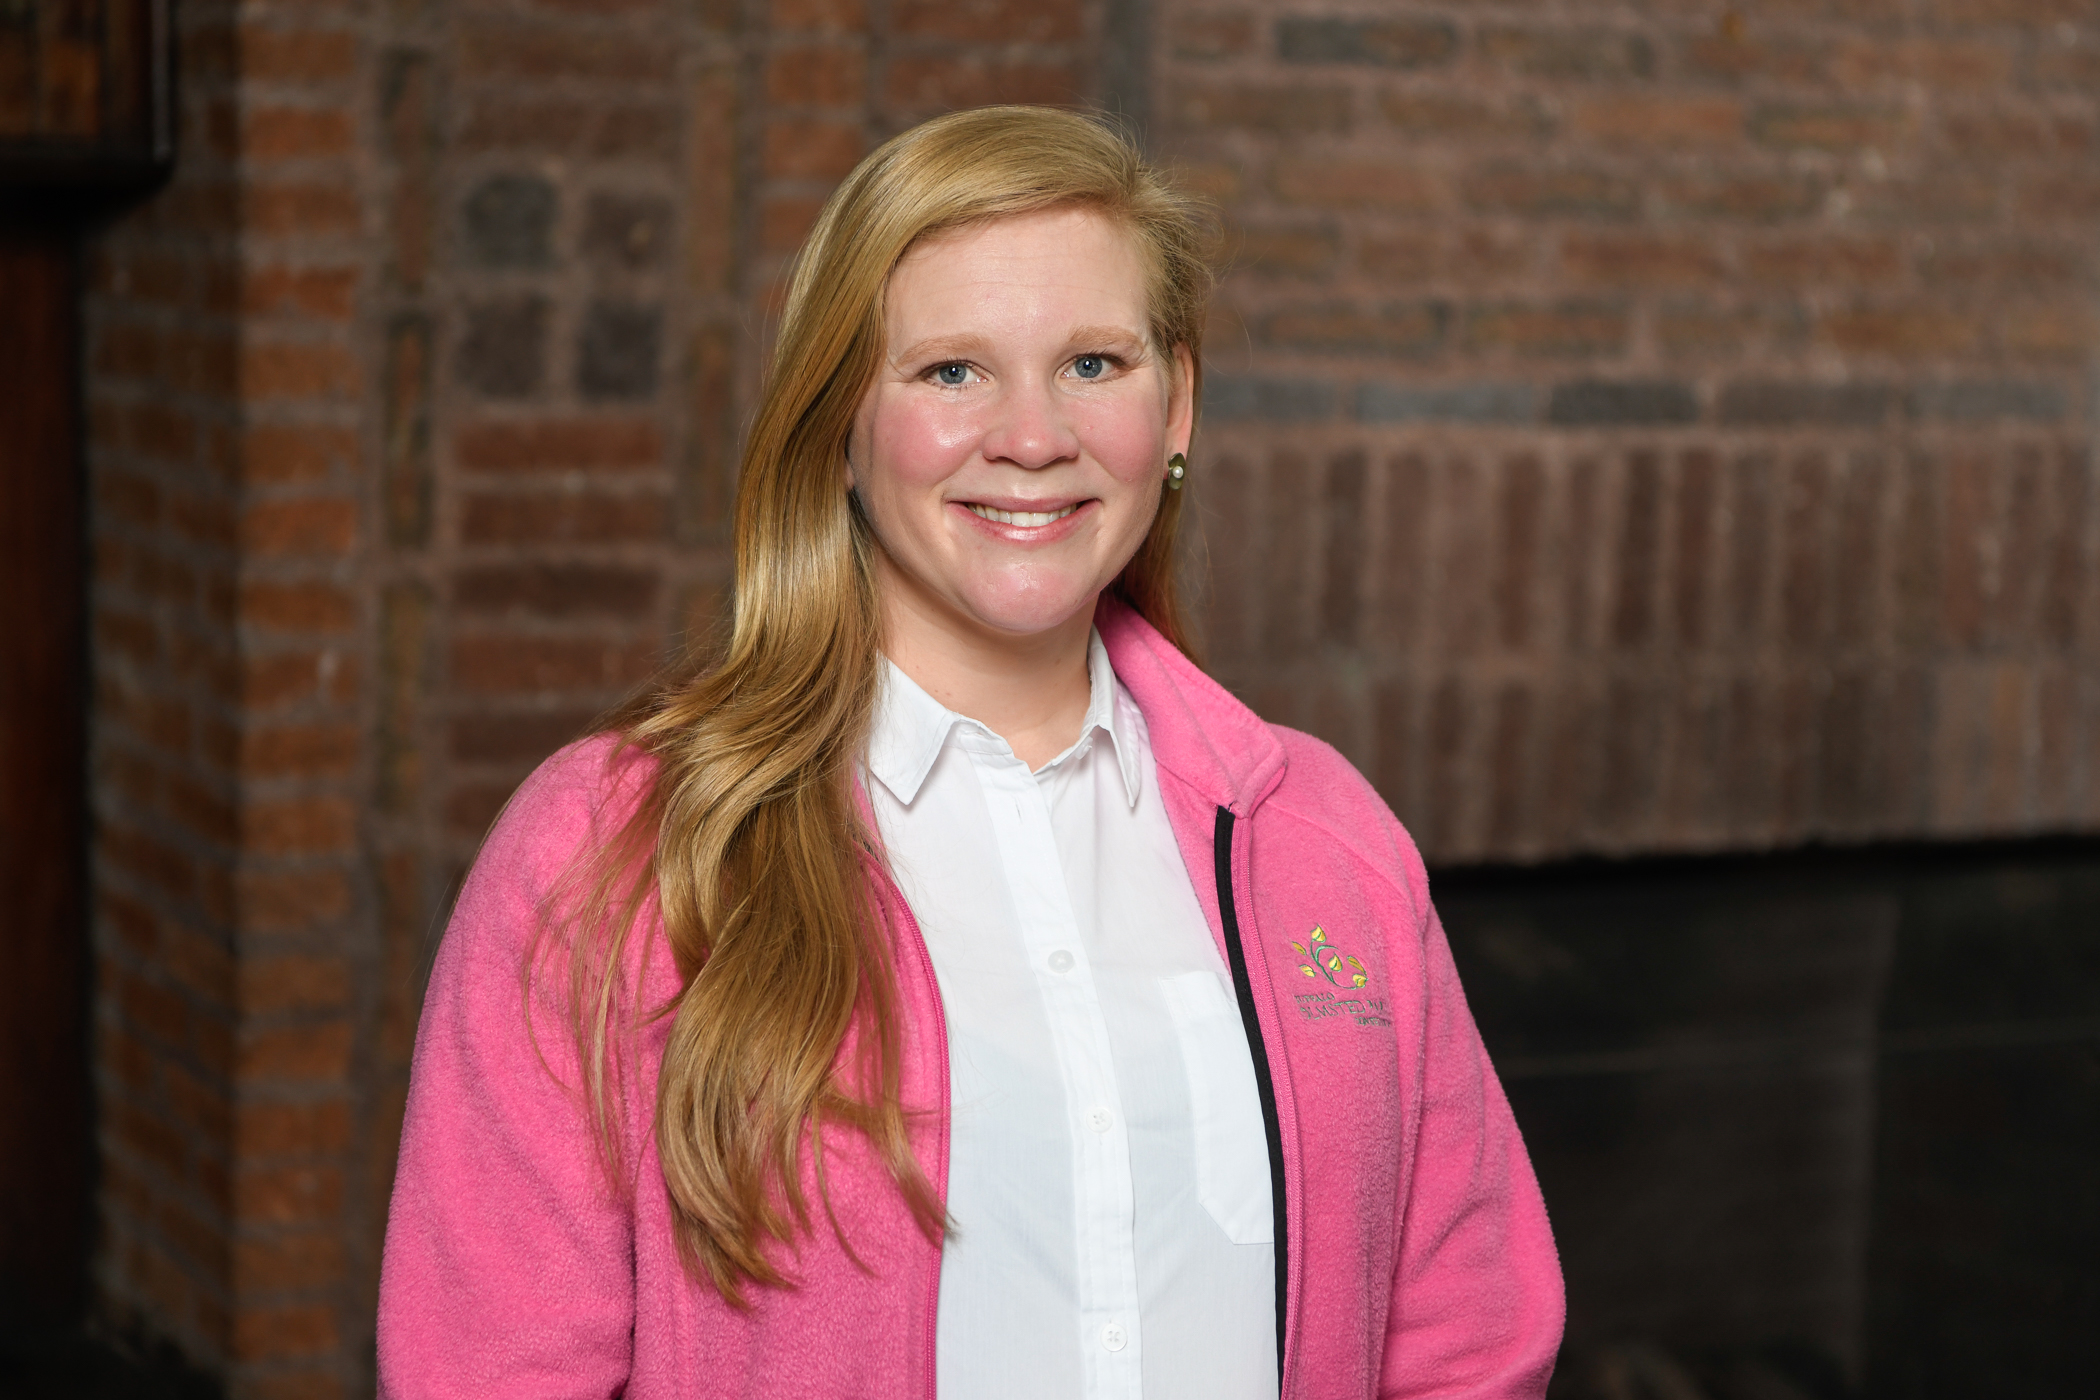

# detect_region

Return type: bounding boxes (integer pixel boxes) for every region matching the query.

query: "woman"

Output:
[378,106,1562,1398]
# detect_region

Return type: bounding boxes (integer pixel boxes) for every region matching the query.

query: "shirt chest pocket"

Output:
[1158,970,1274,1246]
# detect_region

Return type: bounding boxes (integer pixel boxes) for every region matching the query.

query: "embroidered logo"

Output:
[1288,924,1391,1028]
[1291,924,1367,988]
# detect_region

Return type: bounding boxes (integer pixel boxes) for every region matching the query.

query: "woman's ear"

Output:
[1166,343,1196,457]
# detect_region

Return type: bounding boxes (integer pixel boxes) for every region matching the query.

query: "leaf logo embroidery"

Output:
[1288,924,1367,989]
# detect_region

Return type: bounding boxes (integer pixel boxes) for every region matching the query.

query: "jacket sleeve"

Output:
[1378,825,1564,1399]
[377,747,642,1399]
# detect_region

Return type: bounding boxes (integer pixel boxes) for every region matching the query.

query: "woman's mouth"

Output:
[964,502,1079,527]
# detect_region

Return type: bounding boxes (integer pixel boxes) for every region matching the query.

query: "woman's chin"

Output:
[951,583,1103,641]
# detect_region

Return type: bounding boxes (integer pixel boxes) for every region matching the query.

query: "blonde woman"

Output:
[378,106,1562,1399]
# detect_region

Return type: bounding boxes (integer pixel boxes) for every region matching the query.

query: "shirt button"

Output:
[1102,1321,1128,1352]
[1086,1106,1113,1134]
[1047,950,1075,973]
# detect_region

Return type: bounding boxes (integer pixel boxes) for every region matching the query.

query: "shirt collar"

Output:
[868,628,1142,809]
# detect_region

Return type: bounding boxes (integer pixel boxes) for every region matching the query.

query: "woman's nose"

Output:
[980,376,1080,470]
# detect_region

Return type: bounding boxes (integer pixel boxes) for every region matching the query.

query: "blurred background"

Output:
[2,0,2096,1396]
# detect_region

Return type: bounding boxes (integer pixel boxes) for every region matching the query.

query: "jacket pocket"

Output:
[1158,970,1273,1245]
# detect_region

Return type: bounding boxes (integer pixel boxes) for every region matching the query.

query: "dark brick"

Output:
[1203,376,1339,423]
[1907,379,2067,423]
[577,302,663,401]
[453,563,660,618]
[1378,91,1554,141]
[462,174,556,269]
[1464,302,1630,358]
[1276,17,1456,69]
[1167,82,1352,135]
[1716,381,1899,427]
[456,296,549,399]
[1750,103,1914,153]
[582,192,673,272]
[1357,382,1536,425]
[1547,380,1699,426]
[1463,166,1639,219]
[1321,451,1367,646]
[383,314,433,547]
[1232,222,1341,278]
[447,709,600,764]
[1260,302,1448,358]
[1479,26,1655,80]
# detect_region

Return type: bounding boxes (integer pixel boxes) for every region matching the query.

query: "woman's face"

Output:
[848,206,1194,647]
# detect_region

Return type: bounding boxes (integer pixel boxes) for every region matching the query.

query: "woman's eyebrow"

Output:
[1065,324,1148,351]
[891,333,995,366]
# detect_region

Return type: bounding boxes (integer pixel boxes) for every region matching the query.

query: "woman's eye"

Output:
[1073,355,1106,380]
[934,363,970,386]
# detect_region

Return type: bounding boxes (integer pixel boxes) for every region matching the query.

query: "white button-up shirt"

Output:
[866,632,1276,1400]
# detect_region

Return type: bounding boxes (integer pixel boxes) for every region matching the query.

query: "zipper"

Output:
[1213,806,1289,1395]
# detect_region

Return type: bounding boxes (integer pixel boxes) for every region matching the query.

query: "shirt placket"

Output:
[962,731,1143,1400]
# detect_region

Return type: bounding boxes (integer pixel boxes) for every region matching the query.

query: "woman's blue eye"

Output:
[1073,355,1105,379]
[935,364,969,386]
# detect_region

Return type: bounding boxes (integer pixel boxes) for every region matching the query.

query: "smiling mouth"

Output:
[965,502,1080,527]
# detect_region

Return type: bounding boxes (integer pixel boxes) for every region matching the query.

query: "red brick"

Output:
[763,119,863,180]
[243,182,361,236]
[241,796,357,856]
[1376,89,1551,141]
[239,497,357,558]
[452,417,664,473]
[1750,103,1915,153]
[885,55,1076,113]
[236,1098,353,1156]
[1568,96,1742,146]
[1172,13,1256,60]
[239,425,359,485]
[1832,37,2014,90]
[1819,305,1981,357]
[241,723,360,779]
[1273,158,1443,212]
[1463,301,1630,358]
[454,563,661,618]
[459,488,670,545]
[760,194,827,252]
[238,1023,354,1085]
[891,0,1080,42]
[1741,236,1904,287]
[1168,82,1351,135]
[232,867,352,934]
[1559,233,1725,288]
[2017,172,2100,219]
[456,21,676,83]
[241,265,359,321]
[1934,0,2090,24]
[770,0,865,31]
[233,1231,347,1293]
[450,633,660,695]
[238,25,358,84]
[239,580,357,633]
[241,106,357,162]
[163,923,237,1007]
[237,650,359,712]
[1660,173,1822,222]
[1999,302,2095,359]
[1463,166,1638,219]
[239,341,359,401]
[1940,108,2094,157]
[230,1301,340,1361]
[766,45,865,107]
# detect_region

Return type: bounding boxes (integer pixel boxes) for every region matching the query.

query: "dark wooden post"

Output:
[0,0,172,1333]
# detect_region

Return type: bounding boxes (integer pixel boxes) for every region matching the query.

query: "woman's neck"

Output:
[880,590,1095,771]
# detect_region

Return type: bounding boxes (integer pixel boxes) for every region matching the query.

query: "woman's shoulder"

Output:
[1256,722,1431,925]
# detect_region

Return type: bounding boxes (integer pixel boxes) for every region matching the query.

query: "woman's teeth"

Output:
[966,503,1078,527]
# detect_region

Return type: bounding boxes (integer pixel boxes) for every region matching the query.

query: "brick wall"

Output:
[77,0,2096,1393]
[1169,0,2100,862]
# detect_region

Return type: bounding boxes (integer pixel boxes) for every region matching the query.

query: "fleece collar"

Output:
[1094,594,1287,818]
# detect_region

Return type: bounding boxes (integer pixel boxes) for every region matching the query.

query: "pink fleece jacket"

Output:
[378,598,1564,1398]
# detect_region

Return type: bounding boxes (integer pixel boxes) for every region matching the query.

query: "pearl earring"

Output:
[1166,453,1187,490]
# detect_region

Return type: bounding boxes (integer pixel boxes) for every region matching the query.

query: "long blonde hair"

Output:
[556,106,1215,1303]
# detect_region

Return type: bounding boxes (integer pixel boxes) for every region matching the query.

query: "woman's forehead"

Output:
[883,208,1152,333]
